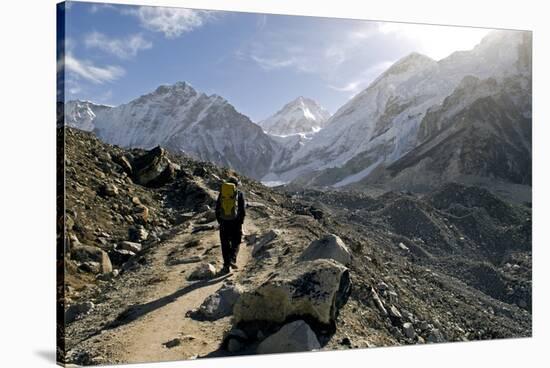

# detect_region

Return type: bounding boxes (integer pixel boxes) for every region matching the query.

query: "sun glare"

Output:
[379,22,492,60]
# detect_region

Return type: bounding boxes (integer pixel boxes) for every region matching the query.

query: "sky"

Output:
[59,1,492,122]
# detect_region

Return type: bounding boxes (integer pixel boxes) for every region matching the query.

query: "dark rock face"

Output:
[132,146,176,187]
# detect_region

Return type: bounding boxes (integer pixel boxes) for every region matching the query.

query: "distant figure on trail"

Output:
[215,176,246,275]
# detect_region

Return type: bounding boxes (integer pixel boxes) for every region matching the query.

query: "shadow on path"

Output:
[107,273,232,330]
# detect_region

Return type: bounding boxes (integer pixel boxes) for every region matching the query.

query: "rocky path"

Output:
[67,217,258,365]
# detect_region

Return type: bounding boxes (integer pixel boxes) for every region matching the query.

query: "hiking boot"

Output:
[230,262,238,270]
[219,264,230,275]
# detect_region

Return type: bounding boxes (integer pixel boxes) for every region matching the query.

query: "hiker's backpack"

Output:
[220,182,239,220]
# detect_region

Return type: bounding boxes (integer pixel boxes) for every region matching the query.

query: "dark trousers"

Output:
[219,220,242,266]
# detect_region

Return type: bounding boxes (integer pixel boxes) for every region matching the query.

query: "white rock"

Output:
[256,320,321,354]
[298,234,352,266]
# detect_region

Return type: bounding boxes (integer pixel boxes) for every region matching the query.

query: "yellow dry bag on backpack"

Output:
[220,182,238,220]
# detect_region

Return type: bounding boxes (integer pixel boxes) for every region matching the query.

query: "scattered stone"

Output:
[427,329,445,343]
[70,245,112,274]
[108,248,135,266]
[234,259,351,326]
[398,242,409,251]
[252,229,281,256]
[129,226,149,242]
[256,320,321,354]
[188,263,217,281]
[65,301,94,323]
[118,241,142,254]
[388,305,402,319]
[419,321,430,331]
[163,338,181,349]
[192,224,215,233]
[113,154,133,175]
[387,291,399,304]
[298,234,352,266]
[100,183,119,197]
[371,288,388,316]
[403,322,416,339]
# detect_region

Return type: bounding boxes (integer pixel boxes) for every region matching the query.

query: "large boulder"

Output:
[298,234,352,266]
[189,282,244,320]
[70,245,112,274]
[132,146,176,187]
[233,259,351,327]
[256,320,321,354]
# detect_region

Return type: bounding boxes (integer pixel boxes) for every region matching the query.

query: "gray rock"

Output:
[298,234,352,266]
[71,245,112,274]
[388,305,402,319]
[188,263,217,281]
[191,282,244,320]
[132,146,176,187]
[398,242,409,251]
[108,248,135,266]
[100,183,118,197]
[65,301,94,323]
[163,338,181,349]
[427,329,445,343]
[252,229,281,256]
[371,288,388,316]
[118,241,142,253]
[387,291,399,304]
[419,321,430,331]
[234,259,351,326]
[403,322,416,339]
[129,226,149,242]
[256,320,321,354]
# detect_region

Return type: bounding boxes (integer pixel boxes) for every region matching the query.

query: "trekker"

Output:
[215,176,246,275]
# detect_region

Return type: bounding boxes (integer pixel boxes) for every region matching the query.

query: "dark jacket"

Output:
[215,190,245,225]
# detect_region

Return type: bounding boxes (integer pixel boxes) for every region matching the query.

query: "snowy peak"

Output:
[259,96,331,136]
[64,100,112,131]
[384,52,436,76]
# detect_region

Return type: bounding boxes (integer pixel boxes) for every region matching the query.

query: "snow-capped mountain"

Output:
[268,30,532,188]
[64,100,111,131]
[70,82,281,179]
[258,96,331,136]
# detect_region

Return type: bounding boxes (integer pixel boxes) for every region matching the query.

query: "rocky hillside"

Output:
[59,127,531,365]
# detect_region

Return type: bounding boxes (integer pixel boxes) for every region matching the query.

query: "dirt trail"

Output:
[74,218,258,365]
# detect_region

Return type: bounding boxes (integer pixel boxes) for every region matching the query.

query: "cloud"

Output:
[89,3,116,13]
[84,31,152,59]
[63,52,125,84]
[249,55,298,71]
[125,6,214,38]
